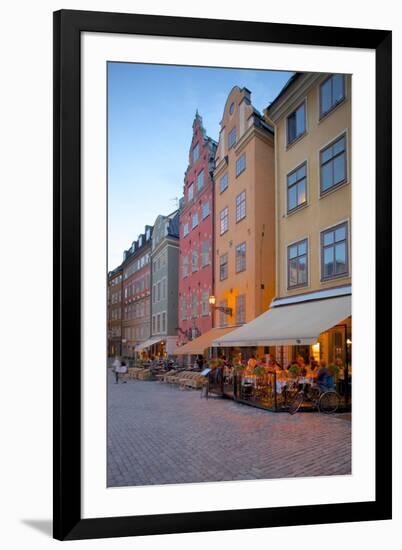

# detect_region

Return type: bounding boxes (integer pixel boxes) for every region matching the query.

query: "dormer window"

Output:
[229,102,235,114]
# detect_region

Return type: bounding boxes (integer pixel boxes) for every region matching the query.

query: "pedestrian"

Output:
[112,356,121,384]
[120,360,128,383]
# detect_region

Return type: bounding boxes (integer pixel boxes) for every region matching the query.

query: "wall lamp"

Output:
[208,295,232,316]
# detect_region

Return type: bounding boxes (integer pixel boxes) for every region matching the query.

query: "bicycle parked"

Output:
[288,381,340,415]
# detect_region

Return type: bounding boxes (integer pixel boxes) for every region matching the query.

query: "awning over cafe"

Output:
[135,336,163,351]
[212,295,351,347]
[173,327,237,355]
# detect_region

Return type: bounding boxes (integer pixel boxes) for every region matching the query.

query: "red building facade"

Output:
[178,112,217,348]
[121,226,153,358]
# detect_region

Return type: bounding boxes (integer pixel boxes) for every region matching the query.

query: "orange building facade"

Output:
[213,87,276,331]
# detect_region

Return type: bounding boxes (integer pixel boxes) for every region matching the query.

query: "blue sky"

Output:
[108,63,293,270]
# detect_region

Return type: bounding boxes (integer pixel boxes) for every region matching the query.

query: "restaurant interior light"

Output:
[208,295,216,305]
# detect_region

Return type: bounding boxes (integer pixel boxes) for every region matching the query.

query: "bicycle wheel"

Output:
[319,391,339,414]
[288,391,304,415]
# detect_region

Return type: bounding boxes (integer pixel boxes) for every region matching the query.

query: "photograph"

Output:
[107,63,352,488]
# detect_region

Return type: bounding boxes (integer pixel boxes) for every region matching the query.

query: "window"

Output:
[320,134,347,194]
[202,201,210,219]
[197,170,204,190]
[236,191,246,222]
[183,223,189,237]
[236,153,246,176]
[152,315,156,334]
[192,250,198,272]
[220,173,228,193]
[188,183,194,201]
[157,281,161,301]
[162,312,166,333]
[157,314,161,332]
[152,285,156,303]
[228,127,236,148]
[201,240,210,267]
[219,300,228,327]
[320,74,345,117]
[182,255,188,278]
[220,253,228,281]
[220,207,229,235]
[235,242,246,273]
[182,296,187,320]
[288,239,308,288]
[162,278,166,299]
[201,290,209,316]
[191,292,198,319]
[193,143,199,162]
[236,294,246,325]
[229,102,235,114]
[192,212,199,229]
[287,162,307,212]
[287,102,306,145]
[321,222,348,280]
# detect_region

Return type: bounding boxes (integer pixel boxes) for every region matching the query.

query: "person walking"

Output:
[112,356,121,384]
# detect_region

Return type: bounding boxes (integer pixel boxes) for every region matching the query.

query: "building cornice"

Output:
[266,73,324,123]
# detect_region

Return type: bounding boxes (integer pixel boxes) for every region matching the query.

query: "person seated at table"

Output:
[306,359,319,379]
[315,360,334,392]
[245,354,257,375]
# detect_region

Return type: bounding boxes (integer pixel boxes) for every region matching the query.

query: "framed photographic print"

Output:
[53,9,392,541]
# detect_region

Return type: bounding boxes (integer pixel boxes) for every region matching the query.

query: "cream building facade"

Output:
[265,72,352,365]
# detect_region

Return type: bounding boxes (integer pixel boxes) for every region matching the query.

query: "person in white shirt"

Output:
[112,356,121,384]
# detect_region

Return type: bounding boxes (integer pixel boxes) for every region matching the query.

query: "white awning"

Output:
[135,336,163,351]
[212,295,351,347]
[173,327,237,355]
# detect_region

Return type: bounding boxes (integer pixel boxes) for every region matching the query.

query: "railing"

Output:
[214,369,352,412]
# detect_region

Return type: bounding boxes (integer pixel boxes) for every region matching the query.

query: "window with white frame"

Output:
[228,127,236,149]
[287,162,307,212]
[201,240,210,267]
[235,242,246,273]
[157,281,161,302]
[192,249,198,272]
[219,299,228,327]
[235,294,246,325]
[236,154,246,176]
[220,173,228,193]
[288,239,308,288]
[236,191,246,222]
[202,201,210,219]
[320,74,345,118]
[197,169,204,191]
[183,223,189,237]
[191,292,198,319]
[321,222,348,280]
[192,212,199,229]
[193,143,199,162]
[287,102,306,145]
[220,207,229,234]
[201,290,209,316]
[182,296,187,320]
[162,312,166,333]
[182,255,188,278]
[188,183,194,201]
[157,314,161,333]
[220,253,228,281]
[320,134,347,195]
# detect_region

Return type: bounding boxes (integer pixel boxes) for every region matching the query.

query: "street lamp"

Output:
[208,295,232,316]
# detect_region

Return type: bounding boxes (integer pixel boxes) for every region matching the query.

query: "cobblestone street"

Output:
[107,373,351,487]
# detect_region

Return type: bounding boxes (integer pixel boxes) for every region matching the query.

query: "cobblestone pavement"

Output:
[107,374,351,487]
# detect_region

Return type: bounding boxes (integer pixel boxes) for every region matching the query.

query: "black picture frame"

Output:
[53,9,392,541]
